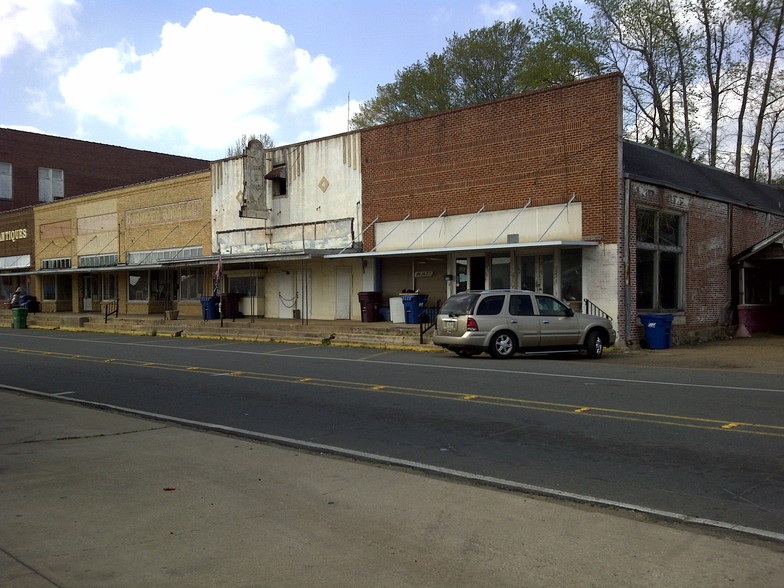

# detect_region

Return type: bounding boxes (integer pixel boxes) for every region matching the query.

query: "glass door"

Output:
[519,254,554,294]
[81,274,100,311]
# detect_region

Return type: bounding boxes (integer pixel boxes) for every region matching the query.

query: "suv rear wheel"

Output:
[489,331,517,359]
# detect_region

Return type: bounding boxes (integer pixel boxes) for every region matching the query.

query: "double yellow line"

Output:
[8,347,784,438]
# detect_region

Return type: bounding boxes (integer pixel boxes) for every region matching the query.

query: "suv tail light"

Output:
[466,317,478,332]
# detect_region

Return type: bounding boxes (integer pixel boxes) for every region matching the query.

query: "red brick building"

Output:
[0,128,208,212]
[1,128,208,303]
[330,73,784,346]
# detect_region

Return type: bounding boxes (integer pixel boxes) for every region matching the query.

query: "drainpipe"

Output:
[623,178,632,345]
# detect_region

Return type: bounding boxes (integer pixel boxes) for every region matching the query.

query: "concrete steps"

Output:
[1,310,434,350]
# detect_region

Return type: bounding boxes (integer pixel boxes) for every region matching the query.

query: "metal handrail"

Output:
[104,299,119,323]
[419,300,441,344]
[584,298,611,320]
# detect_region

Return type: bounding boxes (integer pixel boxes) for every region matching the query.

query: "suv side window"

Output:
[476,295,505,315]
[536,295,570,316]
[509,294,534,316]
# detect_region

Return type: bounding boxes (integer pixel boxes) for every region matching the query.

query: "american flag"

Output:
[215,254,222,280]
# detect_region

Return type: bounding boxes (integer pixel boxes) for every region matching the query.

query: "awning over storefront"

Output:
[264,166,287,180]
[734,228,784,263]
[33,263,164,275]
[324,240,600,259]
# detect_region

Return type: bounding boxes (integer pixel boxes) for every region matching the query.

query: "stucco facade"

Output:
[210,133,366,320]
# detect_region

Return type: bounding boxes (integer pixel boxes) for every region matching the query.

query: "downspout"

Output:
[623,178,632,345]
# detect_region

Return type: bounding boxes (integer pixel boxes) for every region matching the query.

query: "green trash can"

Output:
[12,307,28,329]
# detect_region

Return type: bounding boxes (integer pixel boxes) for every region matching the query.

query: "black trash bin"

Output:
[200,296,220,320]
[221,293,242,319]
[358,291,382,322]
[20,295,39,313]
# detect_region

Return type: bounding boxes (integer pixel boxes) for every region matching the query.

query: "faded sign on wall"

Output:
[242,139,269,219]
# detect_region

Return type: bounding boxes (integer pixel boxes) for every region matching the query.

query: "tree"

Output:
[590,0,689,153]
[526,2,606,87]
[351,11,603,129]
[225,133,274,157]
[444,19,533,103]
[690,0,739,167]
[348,1,784,180]
[746,0,784,179]
[350,54,456,128]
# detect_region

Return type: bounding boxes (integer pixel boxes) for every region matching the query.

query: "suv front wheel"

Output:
[489,331,517,359]
[585,330,604,359]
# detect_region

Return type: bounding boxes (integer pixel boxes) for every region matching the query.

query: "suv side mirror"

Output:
[566,308,574,317]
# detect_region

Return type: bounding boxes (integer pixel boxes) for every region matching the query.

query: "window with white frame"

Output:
[0,162,11,200]
[39,167,64,202]
[636,208,684,311]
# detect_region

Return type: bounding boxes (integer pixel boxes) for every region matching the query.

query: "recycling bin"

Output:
[401,294,429,324]
[200,295,220,320]
[358,291,382,322]
[12,307,28,329]
[639,313,673,349]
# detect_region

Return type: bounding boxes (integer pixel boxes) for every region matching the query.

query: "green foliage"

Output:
[526,2,605,87]
[351,5,604,128]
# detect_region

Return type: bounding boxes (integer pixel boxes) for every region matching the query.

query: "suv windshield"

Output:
[440,292,480,315]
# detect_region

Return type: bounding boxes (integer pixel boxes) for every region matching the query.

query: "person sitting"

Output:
[9,287,22,308]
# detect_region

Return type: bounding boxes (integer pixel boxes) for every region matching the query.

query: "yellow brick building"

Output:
[34,170,213,318]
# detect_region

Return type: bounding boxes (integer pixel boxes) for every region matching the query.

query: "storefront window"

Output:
[179,268,203,300]
[128,271,148,301]
[41,275,72,300]
[560,249,582,302]
[636,209,684,311]
[456,258,468,293]
[490,255,510,289]
[42,276,56,300]
[102,274,117,301]
[227,275,257,296]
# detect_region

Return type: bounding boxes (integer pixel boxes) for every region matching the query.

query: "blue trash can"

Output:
[200,296,220,320]
[401,294,428,324]
[639,313,673,349]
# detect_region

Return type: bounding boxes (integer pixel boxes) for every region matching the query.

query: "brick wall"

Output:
[360,74,624,249]
[0,128,208,212]
[731,206,784,256]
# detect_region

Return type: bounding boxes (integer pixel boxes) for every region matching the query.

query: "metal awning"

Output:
[0,269,34,277]
[32,264,163,275]
[184,251,317,267]
[264,166,287,180]
[325,240,600,259]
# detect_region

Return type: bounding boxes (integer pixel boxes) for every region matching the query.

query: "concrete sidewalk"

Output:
[1,391,782,588]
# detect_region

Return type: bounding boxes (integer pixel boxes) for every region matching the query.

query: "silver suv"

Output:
[433,289,616,359]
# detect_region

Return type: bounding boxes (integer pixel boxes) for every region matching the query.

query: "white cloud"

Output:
[479,1,520,22]
[298,99,363,142]
[0,0,78,60]
[58,8,337,154]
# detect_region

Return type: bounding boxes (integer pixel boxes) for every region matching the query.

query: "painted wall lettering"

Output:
[0,228,27,242]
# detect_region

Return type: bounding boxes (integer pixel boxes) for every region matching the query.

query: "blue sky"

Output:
[0,0,554,160]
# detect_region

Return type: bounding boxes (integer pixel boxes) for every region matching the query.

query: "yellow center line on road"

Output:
[4,346,784,438]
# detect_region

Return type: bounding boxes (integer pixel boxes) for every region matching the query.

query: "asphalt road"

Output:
[2,329,783,537]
